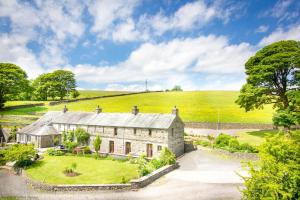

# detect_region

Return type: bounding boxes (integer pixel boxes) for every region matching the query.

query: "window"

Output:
[109,141,114,153]
[114,128,117,135]
[134,128,137,135]
[171,128,174,136]
[149,129,152,136]
[157,145,162,152]
[125,142,131,154]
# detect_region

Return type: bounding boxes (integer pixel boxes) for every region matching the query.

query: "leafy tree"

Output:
[241,131,300,200]
[0,63,30,108]
[171,85,183,91]
[272,109,296,129]
[32,70,77,100]
[93,135,102,156]
[236,40,300,111]
[74,128,90,146]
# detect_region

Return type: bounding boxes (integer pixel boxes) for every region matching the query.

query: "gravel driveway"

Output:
[0,149,244,200]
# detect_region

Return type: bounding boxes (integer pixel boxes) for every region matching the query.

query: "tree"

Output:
[74,128,89,146]
[93,135,102,156]
[236,40,300,111]
[32,70,77,100]
[272,110,296,130]
[0,63,30,108]
[171,85,183,91]
[241,131,300,199]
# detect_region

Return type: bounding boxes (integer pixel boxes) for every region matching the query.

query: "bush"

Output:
[4,144,36,164]
[64,142,78,153]
[14,159,33,169]
[83,146,91,154]
[242,131,300,199]
[47,148,65,156]
[159,147,176,165]
[214,133,232,148]
[239,143,258,153]
[148,158,164,170]
[214,133,257,153]
[194,140,211,147]
[74,128,90,145]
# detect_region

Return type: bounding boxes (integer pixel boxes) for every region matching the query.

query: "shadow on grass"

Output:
[0,106,48,115]
[247,129,278,138]
[26,160,46,169]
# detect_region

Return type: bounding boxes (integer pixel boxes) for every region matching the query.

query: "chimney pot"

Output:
[96,105,102,114]
[63,105,68,113]
[172,106,179,116]
[132,106,139,115]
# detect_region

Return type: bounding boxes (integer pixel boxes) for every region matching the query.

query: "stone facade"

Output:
[17,106,185,157]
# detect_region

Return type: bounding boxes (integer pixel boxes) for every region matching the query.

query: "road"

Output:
[0,149,244,200]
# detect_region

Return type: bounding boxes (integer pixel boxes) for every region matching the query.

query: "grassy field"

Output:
[25,155,139,184]
[4,101,46,108]
[236,130,278,146]
[0,91,274,124]
[77,90,131,98]
[48,91,274,123]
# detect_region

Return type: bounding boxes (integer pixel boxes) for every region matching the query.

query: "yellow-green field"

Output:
[76,90,131,98]
[0,91,274,124]
[48,91,274,123]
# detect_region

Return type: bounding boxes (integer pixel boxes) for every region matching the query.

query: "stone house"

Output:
[17,106,185,157]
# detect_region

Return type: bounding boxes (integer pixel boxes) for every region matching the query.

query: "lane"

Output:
[0,149,243,200]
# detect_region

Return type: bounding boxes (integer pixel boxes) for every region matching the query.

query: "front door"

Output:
[125,142,131,154]
[146,144,153,157]
[109,141,114,153]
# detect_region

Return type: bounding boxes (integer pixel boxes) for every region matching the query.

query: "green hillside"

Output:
[48,91,274,124]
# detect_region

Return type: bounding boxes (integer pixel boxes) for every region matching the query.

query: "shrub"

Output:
[148,158,163,170]
[239,143,258,153]
[47,148,65,156]
[214,133,232,148]
[4,144,36,164]
[74,128,90,145]
[83,146,91,154]
[64,142,78,153]
[67,131,74,142]
[214,133,257,153]
[242,131,300,199]
[159,147,176,165]
[93,135,101,155]
[14,159,33,169]
[194,140,211,147]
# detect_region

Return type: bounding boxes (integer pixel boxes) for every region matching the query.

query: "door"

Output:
[125,142,131,154]
[146,144,153,157]
[109,141,114,153]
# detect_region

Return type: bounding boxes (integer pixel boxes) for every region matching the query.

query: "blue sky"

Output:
[0,0,300,91]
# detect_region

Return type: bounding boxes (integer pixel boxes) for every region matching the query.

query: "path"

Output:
[0,149,245,200]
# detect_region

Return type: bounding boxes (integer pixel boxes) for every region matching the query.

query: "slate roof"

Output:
[18,111,178,135]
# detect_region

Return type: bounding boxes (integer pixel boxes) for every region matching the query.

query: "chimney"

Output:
[63,105,68,113]
[95,105,102,114]
[172,106,179,116]
[132,106,139,115]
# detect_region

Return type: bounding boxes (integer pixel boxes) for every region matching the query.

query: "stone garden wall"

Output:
[23,163,178,191]
[185,122,275,130]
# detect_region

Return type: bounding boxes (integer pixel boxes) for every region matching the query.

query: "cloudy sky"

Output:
[0,0,300,91]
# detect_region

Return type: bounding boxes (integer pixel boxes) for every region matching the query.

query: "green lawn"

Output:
[25,155,139,184]
[236,130,279,146]
[48,91,274,123]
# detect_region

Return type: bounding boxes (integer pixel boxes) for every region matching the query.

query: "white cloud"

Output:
[88,0,141,41]
[0,34,44,78]
[140,0,245,36]
[256,25,269,33]
[67,35,253,92]
[259,24,300,46]
[0,0,86,76]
